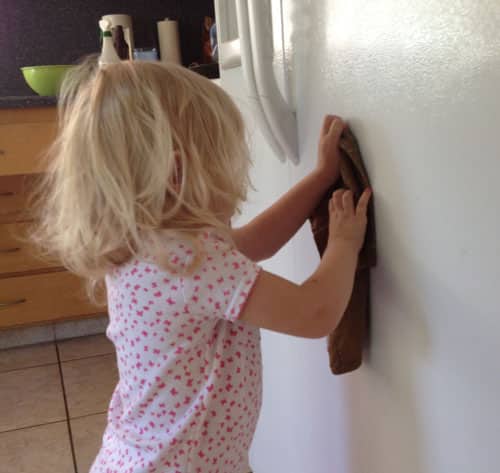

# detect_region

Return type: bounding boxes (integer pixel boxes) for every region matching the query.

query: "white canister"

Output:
[157,18,181,64]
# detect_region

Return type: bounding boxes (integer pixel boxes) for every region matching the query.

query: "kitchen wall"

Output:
[0,0,214,96]
[238,1,500,472]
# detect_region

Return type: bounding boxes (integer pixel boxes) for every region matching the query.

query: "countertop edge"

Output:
[0,96,57,109]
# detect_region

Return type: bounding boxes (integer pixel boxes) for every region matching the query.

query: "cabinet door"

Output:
[0,222,62,277]
[0,271,104,328]
[0,121,57,175]
[0,174,39,223]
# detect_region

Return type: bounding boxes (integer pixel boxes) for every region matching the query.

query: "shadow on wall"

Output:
[342,119,432,473]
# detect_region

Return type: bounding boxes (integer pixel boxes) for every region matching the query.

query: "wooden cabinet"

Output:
[0,106,104,329]
[0,122,57,175]
[0,108,57,176]
[0,222,61,276]
[0,271,102,327]
[0,174,38,223]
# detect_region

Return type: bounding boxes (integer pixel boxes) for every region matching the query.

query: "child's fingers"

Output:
[342,190,355,215]
[356,188,372,216]
[321,115,336,137]
[327,116,345,141]
[330,189,346,213]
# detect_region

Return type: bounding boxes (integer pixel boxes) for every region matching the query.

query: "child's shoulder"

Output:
[106,229,260,323]
[107,228,246,280]
[198,229,238,255]
[194,229,256,277]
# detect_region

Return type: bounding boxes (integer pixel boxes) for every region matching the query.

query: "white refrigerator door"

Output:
[220,0,500,473]
[250,0,500,473]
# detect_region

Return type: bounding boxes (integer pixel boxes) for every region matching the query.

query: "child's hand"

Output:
[328,188,372,252]
[316,115,346,183]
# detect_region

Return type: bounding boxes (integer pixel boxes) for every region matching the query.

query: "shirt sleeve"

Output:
[181,238,261,323]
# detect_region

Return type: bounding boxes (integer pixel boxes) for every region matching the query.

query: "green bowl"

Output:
[20,65,74,96]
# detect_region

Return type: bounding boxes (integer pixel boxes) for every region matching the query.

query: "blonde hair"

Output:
[30,58,251,302]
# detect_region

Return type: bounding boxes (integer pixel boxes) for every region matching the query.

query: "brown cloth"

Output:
[309,127,376,375]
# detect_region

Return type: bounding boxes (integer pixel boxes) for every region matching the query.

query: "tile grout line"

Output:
[0,350,115,376]
[70,410,108,421]
[0,342,116,374]
[0,411,108,436]
[55,343,79,473]
[0,418,67,436]
[59,351,116,365]
[0,360,59,375]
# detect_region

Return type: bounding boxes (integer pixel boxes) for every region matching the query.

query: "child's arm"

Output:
[232,170,332,261]
[232,115,346,262]
[239,187,371,338]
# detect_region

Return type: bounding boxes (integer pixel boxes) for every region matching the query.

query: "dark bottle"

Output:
[201,16,214,64]
[112,25,130,60]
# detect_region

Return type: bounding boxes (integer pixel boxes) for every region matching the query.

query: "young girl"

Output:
[32,59,370,473]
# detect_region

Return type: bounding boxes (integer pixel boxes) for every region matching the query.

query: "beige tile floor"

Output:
[0,334,117,473]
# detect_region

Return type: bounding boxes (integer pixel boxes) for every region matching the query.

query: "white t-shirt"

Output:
[90,231,262,473]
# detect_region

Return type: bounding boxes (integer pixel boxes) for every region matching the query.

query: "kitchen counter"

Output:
[0,64,218,110]
[0,96,57,109]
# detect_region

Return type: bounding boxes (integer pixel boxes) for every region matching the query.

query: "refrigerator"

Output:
[215,1,500,473]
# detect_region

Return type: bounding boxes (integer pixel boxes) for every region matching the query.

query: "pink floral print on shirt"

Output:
[90,231,262,473]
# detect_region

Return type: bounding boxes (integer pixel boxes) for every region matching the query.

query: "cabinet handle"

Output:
[0,191,14,197]
[0,298,27,309]
[0,149,5,155]
[0,247,21,254]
